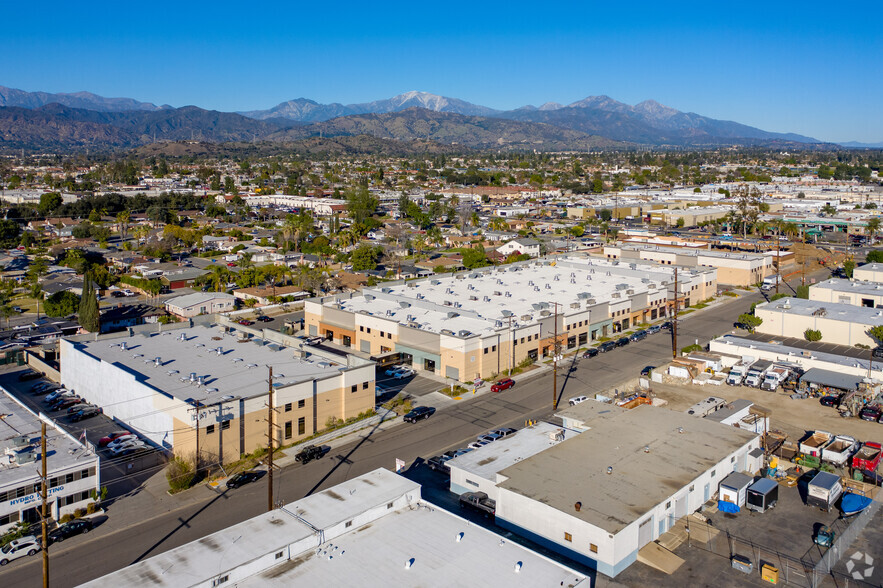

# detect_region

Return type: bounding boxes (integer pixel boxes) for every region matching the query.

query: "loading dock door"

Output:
[638,517,653,546]
[675,494,687,519]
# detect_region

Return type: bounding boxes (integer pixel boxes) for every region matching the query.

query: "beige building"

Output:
[649,206,731,227]
[809,278,883,308]
[165,292,236,318]
[754,298,883,347]
[604,244,773,286]
[855,263,883,283]
[306,257,716,382]
[60,324,375,465]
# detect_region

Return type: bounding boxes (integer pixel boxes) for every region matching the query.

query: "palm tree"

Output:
[239,252,254,269]
[207,265,230,292]
[866,217,881,242]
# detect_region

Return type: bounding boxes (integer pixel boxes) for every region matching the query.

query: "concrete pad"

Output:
[637,541,685,575]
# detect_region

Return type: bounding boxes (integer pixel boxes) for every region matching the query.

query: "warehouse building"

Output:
[306,257,715,382]
[455,403,761,577]
[60,324,375,464]
[855,263,883,283]
[0,390,99,534]
[753,298,883,347]
[83,468,587,588]
[165,292,236,319]
[809,278,883,308]
[603,244,775,286]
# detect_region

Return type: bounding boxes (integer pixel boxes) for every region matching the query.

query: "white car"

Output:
[0,536,41,565]
[568,396,589,406]
[122,289,136,297]
[110,440,146,456]
[105,434,138,451]
[384,366,404,377]
[393,367,415,379]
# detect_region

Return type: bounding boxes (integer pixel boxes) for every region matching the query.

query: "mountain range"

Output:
[0,85,857,152]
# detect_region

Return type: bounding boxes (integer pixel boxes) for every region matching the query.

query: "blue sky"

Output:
[2,1,881,143]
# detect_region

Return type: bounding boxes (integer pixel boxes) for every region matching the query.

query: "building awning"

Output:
[800,368,862,391]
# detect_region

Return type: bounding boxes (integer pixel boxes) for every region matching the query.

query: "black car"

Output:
[661,321,673,330]
[257,315,273,322]
[71,406,102,422]
[582,348,599,359]
[403,406,435,423]
[48,519,93,544]
[640,366,655,377]
[17,370,42,382]
[629,330,647,342]
[615,337,630,347]
[295,445,324,464]
[819,396,839,407]
[598,341,616,353]
[225,470,263,489]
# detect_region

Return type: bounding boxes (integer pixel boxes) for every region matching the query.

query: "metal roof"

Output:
[800,368,863,391]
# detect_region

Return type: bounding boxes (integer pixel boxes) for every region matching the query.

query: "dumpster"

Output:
[732,554,753,574]
[761,563,779,584]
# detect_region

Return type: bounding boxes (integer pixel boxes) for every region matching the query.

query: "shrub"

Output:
[804,329,822,342]
[59,514,74,524]
[167,455,196,493]
[681,344,703,354]
[74,508,86,519]
[86,502,100,514]
[518,356,534,369]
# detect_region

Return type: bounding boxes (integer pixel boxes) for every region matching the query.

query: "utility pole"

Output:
[267,366,275,512]
[775,232,780,295]
[41,421,48,588]
[507,315,514,376]
[552,302,561,410]
[671,267,679,359]
[194,402,200,476]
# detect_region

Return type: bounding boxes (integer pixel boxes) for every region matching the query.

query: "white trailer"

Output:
[821,435,858,466]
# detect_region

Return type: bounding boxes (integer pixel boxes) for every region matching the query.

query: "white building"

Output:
[83,468,588,588]
[809,278,883,308]
[855,263,883,283]
[468,402,761,577]
[165,292,236,318]
[753,297,883,347]
[0,389,99,533]
[496,238,541,258]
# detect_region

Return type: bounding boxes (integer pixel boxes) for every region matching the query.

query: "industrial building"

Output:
[809,278,883,308]
[753,297,883,347]
[59,324,375,464]
[164,292,236,319]
[0,389,99,534]
[305,256,716,382]
[447,402,761,577]
[603,244,775,286]
[83,468,588,588]
[855,263,883,283]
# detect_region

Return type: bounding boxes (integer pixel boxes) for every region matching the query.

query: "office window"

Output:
[564,532,572,542]
[275,551,284,560]
[221,420,230,430]
[590,543,598,553]
[363,382,369,390]
[212,576,229,587]
[298,399,305,409]
[366,328,371,334]
[351,385,357,393]
[298,417,306,435]
[284,421,292,440]
[387,502,394,509]
[387,333,392,339]
[360,326,364,332]
[711,470,716,478]
[345,521,353,528]
[80,469,89,479]
[379,331,384,337]
[285,403,292,412]
[665,501,671,509]
[65,473,74,484]
[206,424,215,434]
[491,345,496,352]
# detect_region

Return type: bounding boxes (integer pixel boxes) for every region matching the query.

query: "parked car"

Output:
[115,444,151,457]
[256,315,273,322]
[44,389,73,404]
[647,325,662,335]
[11,306,23,313]
[477,433,502,444]
[66,402,92,414]
[111,290,126,298]
[238,319,254,326]
[121,289,136,297]
[18,370,42,381]
[99,431,131,447]
[225,470,263,489]
[640,366,655,377]
[384,366,405,377]
[0,536,41,565]
[468,439,492,450]
[105,434,138,451]
[661,321,673,330]
[598,341,616,353]
[582,348,599,359]
[110,440,147,456]
[629,330,648,342]
[48,519,93,544]
[295,445,324,464]
[32,383,59,395]
[52,397,83,411]
[491,378,515,393]
[615,337,630,347]
[492,428,517,437]
[819,396,839,407]
[403,406,435,423]
[860,406,883,422]
[393,367,415,380]
[568,395,589,406]
[71,406,102,422]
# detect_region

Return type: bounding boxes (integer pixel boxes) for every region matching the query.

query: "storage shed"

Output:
[719,472,753,508]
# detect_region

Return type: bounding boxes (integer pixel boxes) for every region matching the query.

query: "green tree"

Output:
[44,291,81,317]
[461,245,489,269]
[795,285,810,299]
[78,274,100,332]
[804,329,822,342]
[844,259,855,278]
[866,217,881,241]
[351,244,380,271]
[737,313,762,333]
[676,217,685,228]
[866,250,883,264]
[0,220,21,248]
[346,187,378,225]
[820,204,837,217]
[38,192,63,215]
[569,225,585,238]
[868,325,883,345]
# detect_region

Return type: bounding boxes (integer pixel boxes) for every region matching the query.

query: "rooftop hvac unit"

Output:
[501,309,513,317]
[458,330,472,337]
[540,310,551,317]
[587,299,597,305]
[528,281,534,286]
[154,357,161,367]
[120,341,127,351]
[545,284,551,289]
[494,291,502,296]
[447,311,459,318]
[456,274,465,280]
[505,292,511,297]
[611,292,621,298]
[11,435,28,448]
[381,287,393,293]
[467,284,474,290]
[626,289,635,295]
[570,279,576,284]
[197,376,204,386]
[13,449,37,464]
[441,329,455,336]
[570,302,581,309]
[386,309,394,316]
[481,296,488,302]
[190,372,197,382]
[554,275,559,281]
[534,286,540,292]
[398,301,411,308]
[521,314,532,321]
[454,302,462,308]
[365,294,375,301]
[431,280,441,285]
[444,300,452,306]
[416,294,424,299]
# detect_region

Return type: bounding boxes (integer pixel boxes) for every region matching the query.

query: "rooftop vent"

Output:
[447,311,459,319]
[364,294,375,302]
[154,357,161,367]
[120,341,127,351]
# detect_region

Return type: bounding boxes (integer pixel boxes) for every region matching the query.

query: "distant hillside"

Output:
[0,85,170,112]
[270,108,627,150]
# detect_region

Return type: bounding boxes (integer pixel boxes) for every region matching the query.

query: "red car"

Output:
[226,262,236,267]
[491,378,515,393]
[238,319,254,326]
[99,431,131,447]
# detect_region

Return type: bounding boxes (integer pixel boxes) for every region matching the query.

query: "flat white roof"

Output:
[0,389,96,489]
[757,297,883,326]
[84,468,587,588]
[812,278,883,297]
[68,326,345,404]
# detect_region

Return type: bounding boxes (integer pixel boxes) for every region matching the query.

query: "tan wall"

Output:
[755,307,876,347]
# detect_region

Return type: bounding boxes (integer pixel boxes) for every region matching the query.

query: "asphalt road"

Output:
[0,284,782,587]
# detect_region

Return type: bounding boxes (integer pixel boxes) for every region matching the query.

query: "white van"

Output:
[568,396,588,406]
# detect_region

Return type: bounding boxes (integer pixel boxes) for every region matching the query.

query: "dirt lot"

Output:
[650,380,883,445]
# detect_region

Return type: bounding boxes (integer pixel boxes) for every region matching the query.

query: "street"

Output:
[0,285,771,587]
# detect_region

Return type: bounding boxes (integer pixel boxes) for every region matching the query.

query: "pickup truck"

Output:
[821,435,858,466]
[459,491,496,517]
[852,442,882,471]
[799,430,832,458]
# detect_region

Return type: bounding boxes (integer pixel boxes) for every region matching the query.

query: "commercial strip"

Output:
[446,403,761,577]
[82,468,588,588]
[0,390,99,534]
[306,256,716,382]
[603,244,776,286]
[59,323,375,465]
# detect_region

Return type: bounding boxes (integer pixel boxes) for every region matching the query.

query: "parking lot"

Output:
[0,367,165,502]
